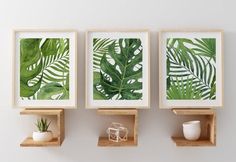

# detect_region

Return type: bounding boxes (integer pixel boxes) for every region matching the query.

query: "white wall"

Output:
[0,0,235,161]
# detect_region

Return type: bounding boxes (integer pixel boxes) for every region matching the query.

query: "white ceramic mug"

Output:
[183,120,201,141]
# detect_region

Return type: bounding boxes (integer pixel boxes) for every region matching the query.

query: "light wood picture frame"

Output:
[13,29,77,108]
[159,30,223,109]
[86,30,150,109]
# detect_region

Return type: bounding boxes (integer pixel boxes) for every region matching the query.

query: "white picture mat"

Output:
[86,31,150,108]
[159,31,223,108]
[14,31,77,108]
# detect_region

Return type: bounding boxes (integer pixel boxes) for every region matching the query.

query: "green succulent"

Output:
[35,118,51,132]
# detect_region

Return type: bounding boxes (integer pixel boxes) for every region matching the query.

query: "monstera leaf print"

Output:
[20,39,43,97]
[20,38,70,100]
[37,82,69,100]
[166,38,216,100]
[93,38,143,100]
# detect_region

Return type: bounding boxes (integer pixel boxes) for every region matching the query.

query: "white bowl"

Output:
[183,120,201,141]
[33,131,53,142]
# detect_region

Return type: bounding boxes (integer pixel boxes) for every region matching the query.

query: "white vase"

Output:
[183,120,201,141]
[32,131,53,142]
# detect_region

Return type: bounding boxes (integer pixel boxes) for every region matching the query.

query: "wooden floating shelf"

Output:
[97,109,138,147]
[171,137,215,147]
[98,137,137,147]
[171,108,216,147]
[172,108,215,115]
[20,109,65,147]
[20,137,60,147]
[20,109,64,115]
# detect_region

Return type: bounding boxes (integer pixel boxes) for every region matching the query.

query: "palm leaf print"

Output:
[166,38,216,100]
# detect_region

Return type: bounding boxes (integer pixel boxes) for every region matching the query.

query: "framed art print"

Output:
[86,30,150,108]
[159,30,223,108]
[13,30,77,108]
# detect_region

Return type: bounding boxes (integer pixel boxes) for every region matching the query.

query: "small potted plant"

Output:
[33,118,53,142]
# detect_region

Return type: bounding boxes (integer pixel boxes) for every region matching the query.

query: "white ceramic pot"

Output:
[183,120,201,141]
[32,131,53,142]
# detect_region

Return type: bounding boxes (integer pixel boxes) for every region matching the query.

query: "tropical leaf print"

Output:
[93,38,143,100]
[93,38,116,71]
[20,38,70,100]
[167,77,202,99]
[20,39,43,97]
[166,38,216,100]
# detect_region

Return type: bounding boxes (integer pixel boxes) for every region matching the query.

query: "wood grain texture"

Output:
[172,108,215,115]
[20,109,65,147]
[171,137,215,147]
[171,108,216,147]
[97,108,138,147]
[98,137,137,147]
[20,137,60,147]
[58,110,65,144]
[20,109,63,115]
[97,108,138,115]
